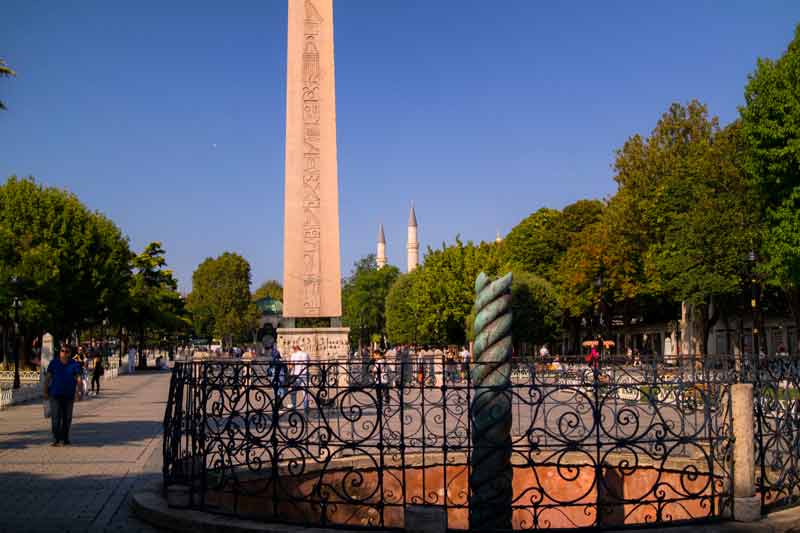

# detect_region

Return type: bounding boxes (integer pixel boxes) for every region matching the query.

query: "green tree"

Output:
[385,238,503,346]
[385,270,424,345]
[555,221,608,314]
[650,119,758,351]
[187,252,259,347]
[557,200,605,246]
[0,176,132,364]
[502,208,563,279]
[510,272,561,354]
[341,254,400,348]
[0,58,15,111]
[761,189,800,331]
[606,102,758,353]
[741,24,800,331]
[252,279,283,302]
[128,242,185,366]
[465,270,561,355]
[503,200,604,284]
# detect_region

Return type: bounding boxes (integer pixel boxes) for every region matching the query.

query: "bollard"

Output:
[731,383,761,522]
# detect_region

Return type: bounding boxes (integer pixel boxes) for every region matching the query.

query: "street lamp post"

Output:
[594,273,605,360]
[12,296,21,390]
[747,251,761,359]
[102,310,109,367]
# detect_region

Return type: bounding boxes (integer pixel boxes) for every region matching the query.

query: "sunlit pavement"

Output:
[0,371,172,532]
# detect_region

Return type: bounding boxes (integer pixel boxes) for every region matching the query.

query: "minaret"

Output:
[407,205,419,272]
[377,224,387,269]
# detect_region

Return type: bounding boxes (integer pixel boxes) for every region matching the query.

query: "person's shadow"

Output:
[0,420,163,450]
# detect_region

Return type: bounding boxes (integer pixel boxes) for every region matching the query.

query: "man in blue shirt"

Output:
[43,345,81,446]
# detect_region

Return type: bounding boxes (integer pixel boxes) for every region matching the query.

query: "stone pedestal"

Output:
[405,505,446,533]
[731,383,761,522]
[277,327,349,360]
[733,495,762,522]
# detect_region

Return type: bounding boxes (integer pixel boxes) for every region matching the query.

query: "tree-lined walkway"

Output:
[0,372,171,532]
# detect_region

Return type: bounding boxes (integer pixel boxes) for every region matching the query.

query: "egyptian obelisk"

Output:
[279,0,348,359]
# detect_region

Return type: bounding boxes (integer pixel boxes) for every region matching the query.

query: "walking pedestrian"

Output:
[74,348,89,400]
[127,346,136,374]
[372,350,390,405]
[44,345,81,446]
[90,354,104,396]
[539,344,550,359]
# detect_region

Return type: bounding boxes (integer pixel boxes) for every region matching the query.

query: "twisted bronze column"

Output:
[469,271,513,530]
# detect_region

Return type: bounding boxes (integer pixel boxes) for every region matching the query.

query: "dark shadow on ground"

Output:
[0,460,163,531]
[0,420,163,450]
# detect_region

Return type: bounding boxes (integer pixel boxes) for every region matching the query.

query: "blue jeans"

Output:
[289,378,307,410]
[50,396,74,442]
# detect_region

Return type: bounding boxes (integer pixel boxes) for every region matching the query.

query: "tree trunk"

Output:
[19,332,30,368]
[786,287,800,347]
[567,317,580,355]
[696,299,721,357]
[138,323,146,369]
[119,326,128,367]
[1,322,7,367]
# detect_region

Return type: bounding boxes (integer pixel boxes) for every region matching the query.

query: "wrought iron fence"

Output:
[162,356,743,530]
[753,356,800,513]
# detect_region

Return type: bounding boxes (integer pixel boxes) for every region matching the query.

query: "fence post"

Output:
[731,382,761,521]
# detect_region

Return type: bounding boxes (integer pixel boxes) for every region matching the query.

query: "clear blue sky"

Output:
[2,1,798,292]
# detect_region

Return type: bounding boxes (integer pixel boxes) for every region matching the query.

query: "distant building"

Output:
[254,297,284,330]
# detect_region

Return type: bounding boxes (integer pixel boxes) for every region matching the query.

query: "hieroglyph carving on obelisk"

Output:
[283,0,342,318]
[301,0,322,313]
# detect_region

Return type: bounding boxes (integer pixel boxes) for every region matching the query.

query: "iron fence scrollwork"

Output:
[753,355,800,513]
[161,354,746,530]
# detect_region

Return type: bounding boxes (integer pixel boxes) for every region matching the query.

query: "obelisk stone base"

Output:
[277,327,350,361]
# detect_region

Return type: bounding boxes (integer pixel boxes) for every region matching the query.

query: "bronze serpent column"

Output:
[469,272,513,530]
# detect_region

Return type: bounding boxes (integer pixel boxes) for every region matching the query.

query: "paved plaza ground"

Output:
[0,372,171,532]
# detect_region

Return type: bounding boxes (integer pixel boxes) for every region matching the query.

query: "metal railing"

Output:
[0,370,40,382]
[753,356,800,513]
[162,356,748,530]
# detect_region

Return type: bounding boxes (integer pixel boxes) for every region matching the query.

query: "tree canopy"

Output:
[0,176,132,346]
[128,242,187,364]
[342,254,400,347]
[252,279,283,302]
[187,252,259,346]
[386,239,503,346]
[741,24,800,331]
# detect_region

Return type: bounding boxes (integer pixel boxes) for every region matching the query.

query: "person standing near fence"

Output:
[267,344,287,400]
[460,345,471,381]
[289,344,309,411]
[43,345,81,446]
[90,354,104,396]
[73,348,88,400]
[372,350,390,405]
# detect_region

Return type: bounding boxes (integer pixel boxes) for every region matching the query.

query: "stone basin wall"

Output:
[202,451,726,530]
